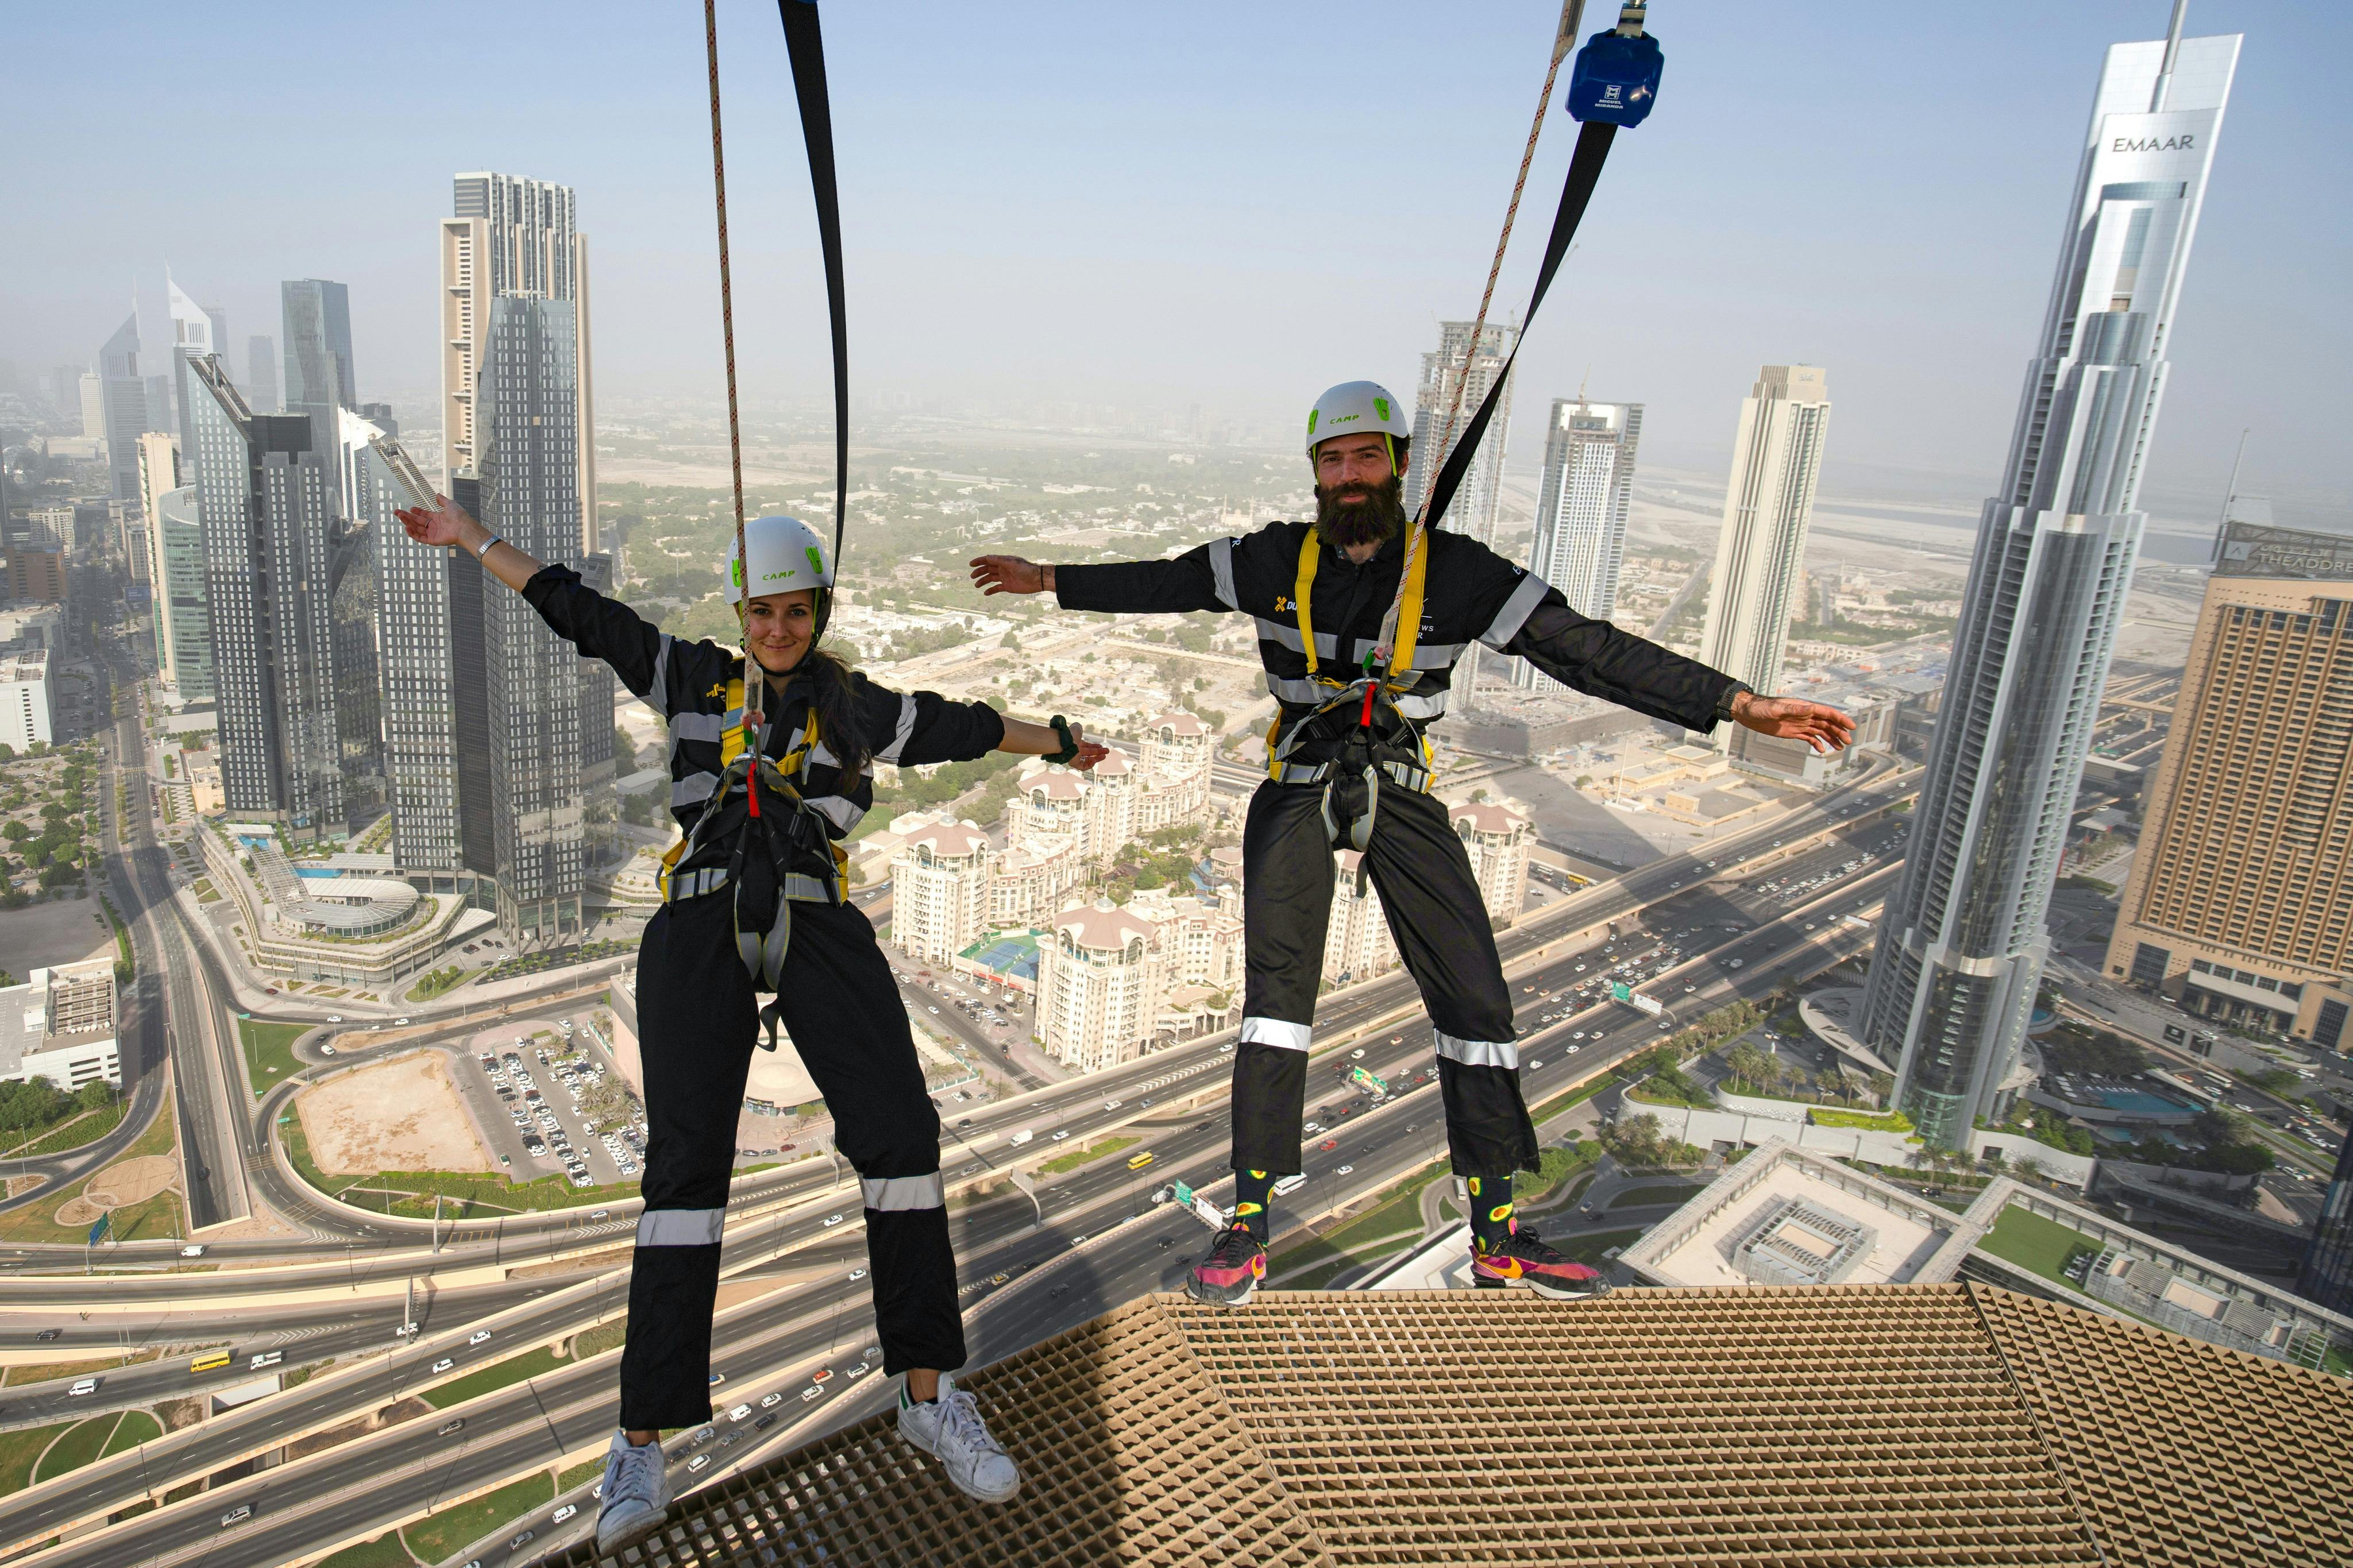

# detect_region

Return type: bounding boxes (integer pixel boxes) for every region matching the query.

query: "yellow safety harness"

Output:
[1264,525,1438,887]
[655,680,849,1049]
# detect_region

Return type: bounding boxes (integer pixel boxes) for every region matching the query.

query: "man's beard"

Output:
[1315,473,1409,549]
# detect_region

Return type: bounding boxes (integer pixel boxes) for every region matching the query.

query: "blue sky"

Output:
[4,1,2344,509]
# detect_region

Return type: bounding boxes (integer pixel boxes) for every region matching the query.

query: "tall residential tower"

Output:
[1409,320,1517,698]
[1517,396,1642,692]
[1695,365,1831,716]
[2103,518,2353,1050]
[1861,21,2239,1148]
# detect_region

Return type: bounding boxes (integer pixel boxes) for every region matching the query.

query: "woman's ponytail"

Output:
[796,647,869,779]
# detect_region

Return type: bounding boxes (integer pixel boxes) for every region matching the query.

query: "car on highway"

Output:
[801,1385,824,1402]
[554,1503,579,1524]
[729,1403,753,1420]
[847,1361,870,1379]
[68,1378,98,1396]
[1104,1099,1123,1109]
[326,1014,343,1022]
[180,1244,206,1258]
[509,1529,535,1548]
[396,1017,410,1025]
[762,1391,784,1407]
[1051,1130,1071,1141]
[709,1373,726,1387]
[1319,1138,1337,1150]
[439,1418,466,1435]
[221,1504,254,1526]
[850,1266,869,1281]
[469,1330,493,1345]
[250,1351,284,1370]
[689,1454,711,1472]
[431,1358,454,1373]
[318,1043,336,1056]
[1335,1165,1354,1175]
[824,1213,844,1227]
[755,1412,778,1430]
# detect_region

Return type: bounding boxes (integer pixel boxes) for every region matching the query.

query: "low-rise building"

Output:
[0,647,53,753]
[890,819,994,964]
[0,959,120,1091]
[1450,801,1532,926]
[1037,898,1168,1074]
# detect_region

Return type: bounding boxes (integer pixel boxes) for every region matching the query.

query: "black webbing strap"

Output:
[1417,118,1618,532]
[776,1,849,611]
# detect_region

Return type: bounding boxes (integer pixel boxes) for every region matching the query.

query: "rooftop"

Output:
[1055,900,1157,949]
[545,1284,2352,1567]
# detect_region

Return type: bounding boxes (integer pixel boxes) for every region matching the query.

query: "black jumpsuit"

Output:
[1055,524,1738,1184]
[524,564,1003,1430]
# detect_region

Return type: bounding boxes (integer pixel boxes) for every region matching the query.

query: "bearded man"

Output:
[969,380,1853,1305]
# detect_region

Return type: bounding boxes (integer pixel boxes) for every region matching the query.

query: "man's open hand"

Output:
[969,556,1048,596]
[1732,693,1856,754]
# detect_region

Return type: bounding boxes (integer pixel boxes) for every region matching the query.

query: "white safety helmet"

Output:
[723,514,835,600]
[1305,380,1411,458]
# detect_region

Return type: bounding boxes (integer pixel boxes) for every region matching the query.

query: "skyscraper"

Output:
[1517,397,1642,692]
[280,280,355,469]
[245,334,279,414]
[185,355,344,839]
[97,312,146,503]
[151,485,211,700]
[1695,365,1831,719]
[2103,518,2353,1049]
[1861,22,2239,1149]
[479,296,587,943]
[165,273,216,459]
[442,171,596,547]
[1409,319,1517,698]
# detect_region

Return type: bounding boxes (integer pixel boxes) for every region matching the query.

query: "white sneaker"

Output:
[896,1374,1021,1504]
[595,1428,671,1555]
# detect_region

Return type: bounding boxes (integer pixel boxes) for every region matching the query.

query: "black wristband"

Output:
[1714,683,1752,724]
[1047,715,1079,765]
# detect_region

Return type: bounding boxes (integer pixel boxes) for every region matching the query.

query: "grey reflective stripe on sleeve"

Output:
[1240,1015,1311,1052]
[672,771,720,808]
[648,634,674,717]
[1392,691,1449,719]
[1208,536,1240,610]
[874,693,921,764]
[805,794,866,832]
[1479,573,1553,650]
[808,741,874,776]
[861,1173,945,1211]
[1434,1031,1518,1070]
[637,1207,726,1246]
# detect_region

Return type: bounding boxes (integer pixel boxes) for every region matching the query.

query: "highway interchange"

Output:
[0,658,1919,1568]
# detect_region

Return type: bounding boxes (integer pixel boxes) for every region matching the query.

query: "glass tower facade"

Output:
[1861,29,2240,1147]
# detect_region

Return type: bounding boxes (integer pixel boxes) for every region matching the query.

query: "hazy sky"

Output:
[5,1,2344,512]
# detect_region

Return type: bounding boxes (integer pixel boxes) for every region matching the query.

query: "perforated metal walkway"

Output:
[541,1283,2350,1567]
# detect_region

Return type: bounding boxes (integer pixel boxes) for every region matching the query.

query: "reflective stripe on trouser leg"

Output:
[637,1207,727,1247]
[1239,1016,1310,1052]
[1357,787,1538,1179]
[760,899,967,1377]
[1229,781,1332,1178]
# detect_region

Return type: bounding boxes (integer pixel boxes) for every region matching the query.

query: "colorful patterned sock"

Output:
[1467,1173,1516,1250]
[1233,1168,1275,1242]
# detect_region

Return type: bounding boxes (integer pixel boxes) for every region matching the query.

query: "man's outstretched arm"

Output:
[970,544,1229,615]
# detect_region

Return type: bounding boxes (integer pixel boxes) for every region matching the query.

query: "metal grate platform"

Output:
[542,1282,2351,1568]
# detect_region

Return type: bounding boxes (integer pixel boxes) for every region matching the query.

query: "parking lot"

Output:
[448,1013,647,1189]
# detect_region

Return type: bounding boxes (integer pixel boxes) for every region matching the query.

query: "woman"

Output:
[396,499,1103,1553]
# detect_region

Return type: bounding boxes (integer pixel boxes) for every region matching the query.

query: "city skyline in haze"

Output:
[2,2,2345,517]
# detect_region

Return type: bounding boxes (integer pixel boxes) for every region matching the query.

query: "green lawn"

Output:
[399,1472,554,1565]
[1039,1135,1138,1175]
[0,1422,74,1496]
[2,1100,129,1160]
[573,1320,627,1360]
[1979,1205,2100,1286]
[315,1530,418,1568]
[30,1415,119,1485]
[98,1409,160,1457]
[1554,1227,1643,1266]
[421,1345,573,1410]
[557,1457,605,1491]
[1272,1231,1420,1292]
[1609,1182,1702,1211]
[238,1017,311,1096]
